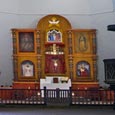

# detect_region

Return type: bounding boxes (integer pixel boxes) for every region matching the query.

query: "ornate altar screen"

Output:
[11,14,99,89]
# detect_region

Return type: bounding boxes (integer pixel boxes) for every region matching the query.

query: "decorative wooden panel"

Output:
[11,29,40,82]
[67,29,97,82]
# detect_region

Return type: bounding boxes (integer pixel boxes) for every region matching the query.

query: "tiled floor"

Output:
[0,105,115,115]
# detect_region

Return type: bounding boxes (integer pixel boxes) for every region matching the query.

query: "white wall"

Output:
[17,0,92,28]
[0,0,19,85]
[0,0,115,86]
[112,0,115,11]
[0,0,18,13]
[0,13,19,86]
[18,0,90,15]
[88,0,113,14]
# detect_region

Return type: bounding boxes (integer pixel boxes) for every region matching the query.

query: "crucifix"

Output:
[53,59,58,72]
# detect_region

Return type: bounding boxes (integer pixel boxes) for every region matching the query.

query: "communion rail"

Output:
[0,87,114,106]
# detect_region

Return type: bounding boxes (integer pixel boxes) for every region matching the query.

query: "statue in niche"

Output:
[21,61,34,77]
[78,34,87,52]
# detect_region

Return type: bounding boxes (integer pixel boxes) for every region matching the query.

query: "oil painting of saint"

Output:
[19,32,34,52]
[77,61,90,77]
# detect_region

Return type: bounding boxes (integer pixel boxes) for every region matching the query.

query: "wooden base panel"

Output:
[13,82,40,89]
[72,82,99,90]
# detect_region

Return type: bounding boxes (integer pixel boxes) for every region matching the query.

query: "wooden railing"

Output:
[0,87,114,106]
[0,88,45,105]
[71,88,114,105]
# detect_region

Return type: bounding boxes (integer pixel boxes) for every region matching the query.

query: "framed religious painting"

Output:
[70,29,96,55]
[73,58,96,81]
[18,32,35,52]
[46,29,62,43]
[77,61,90,77]
[17,57,38,81]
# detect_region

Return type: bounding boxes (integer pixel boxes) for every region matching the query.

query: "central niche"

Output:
[36,14,72,77]
[45,28,66,75]
[44,28,66,75]
[45,46,66,74]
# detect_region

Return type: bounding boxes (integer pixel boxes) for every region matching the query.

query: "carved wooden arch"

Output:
[37,14,72,30]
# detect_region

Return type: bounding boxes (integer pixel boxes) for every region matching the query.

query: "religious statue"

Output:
[78,34,87,52]
[53,59,58,72]
[22,62,33,77]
